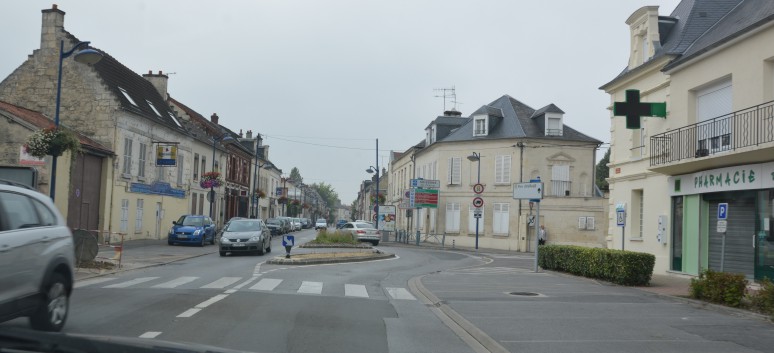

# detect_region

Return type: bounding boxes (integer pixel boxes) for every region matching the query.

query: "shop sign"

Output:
[669,161,774,196]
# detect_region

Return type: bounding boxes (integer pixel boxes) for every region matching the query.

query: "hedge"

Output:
[538,245,655,286]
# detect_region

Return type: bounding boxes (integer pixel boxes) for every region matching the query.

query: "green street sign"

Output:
[613,89,666,129]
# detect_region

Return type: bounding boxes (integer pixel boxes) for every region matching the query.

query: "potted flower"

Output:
[292,199,301,206]
[370,192,386,204]
[199,171,223,189]
[256,189,266,198]
[25,126,81,159]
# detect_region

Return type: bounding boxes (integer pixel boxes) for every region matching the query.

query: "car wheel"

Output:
[256,241,265,256]
[209,235,215,245]
[219,251,227,257]
[30,272,69,332]
[168,241,174,246]
[199,236,205,247]
[372,240,379,246]
[266,243,271,253]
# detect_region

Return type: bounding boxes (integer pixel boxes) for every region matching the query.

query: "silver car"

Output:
[0,180,74,331]
[341,221,380,245]
[219,219,271,256]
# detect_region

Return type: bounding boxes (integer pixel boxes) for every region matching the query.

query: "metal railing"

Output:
[650,100,774,166]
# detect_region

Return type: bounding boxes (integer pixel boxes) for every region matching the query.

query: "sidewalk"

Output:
[75,239,217,281]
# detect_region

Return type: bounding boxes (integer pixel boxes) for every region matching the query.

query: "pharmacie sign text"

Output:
[669,161,774,196]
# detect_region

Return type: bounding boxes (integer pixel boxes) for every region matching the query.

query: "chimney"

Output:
[444,109,462,117]
[41,4,66,52]
[239,129,243,138]
[210,113,219,124]
[143,70,169,100]
[246,130,253,139]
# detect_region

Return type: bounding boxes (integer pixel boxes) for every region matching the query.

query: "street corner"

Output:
[266,250,395,265]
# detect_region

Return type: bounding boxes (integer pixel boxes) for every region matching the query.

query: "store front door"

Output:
[755,191,774,281]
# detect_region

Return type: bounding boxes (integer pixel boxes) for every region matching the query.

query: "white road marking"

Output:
[298,281,323,294]
[250,278,283,291]
[139,331,162,339]
[386,287,416,300]
[177,308,200,318]
[253,261,265,276]
[344,284,369,298]
[224,289,236,294]
[196,294,228,308]
[103,277,159,288]
[233,276,260,290]
[201,277,242,289]
[152,276,199,288]
[75,277,117,288]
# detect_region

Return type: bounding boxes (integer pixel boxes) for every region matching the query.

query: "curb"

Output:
[75,250,218,281]
[266,253,394,265]
[299,243,373,249]
[635,287,774,323]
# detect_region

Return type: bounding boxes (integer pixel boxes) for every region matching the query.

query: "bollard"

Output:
[452,239,455,249]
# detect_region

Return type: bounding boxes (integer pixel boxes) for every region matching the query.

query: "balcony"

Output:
[649,100,774,175]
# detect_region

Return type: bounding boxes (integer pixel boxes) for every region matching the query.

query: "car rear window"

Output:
[225,221,262,232]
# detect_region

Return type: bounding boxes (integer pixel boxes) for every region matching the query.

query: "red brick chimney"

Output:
[210,113,219,124]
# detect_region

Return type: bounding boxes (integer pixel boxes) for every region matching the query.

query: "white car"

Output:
[0,180,75,331]
[291,218,302,231]
[315,218,327,230]
[341,221,380,245]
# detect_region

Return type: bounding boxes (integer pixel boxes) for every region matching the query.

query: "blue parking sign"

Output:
[718,203,728,220]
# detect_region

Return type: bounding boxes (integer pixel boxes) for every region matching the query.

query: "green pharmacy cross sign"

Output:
[613,89,666,129]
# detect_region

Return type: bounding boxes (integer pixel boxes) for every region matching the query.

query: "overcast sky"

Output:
[1,0,681,204]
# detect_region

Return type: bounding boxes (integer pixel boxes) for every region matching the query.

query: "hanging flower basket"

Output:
[370,193,386,204]
[278,196,288,204]
[200,171,223,188]
[255,189,266,198]
[302,203,310,209]
[292,199,301,206]
[25,126,81,159]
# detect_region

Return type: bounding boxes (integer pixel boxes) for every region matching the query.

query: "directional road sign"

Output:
[410,188,439,208]
[513,182,543,200]
[410,179,440,189]
[282,235,295,247]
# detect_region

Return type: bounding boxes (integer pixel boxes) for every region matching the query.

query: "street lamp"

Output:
[467,152,481,250]
[210,134,233,220]
[50,40,103,201]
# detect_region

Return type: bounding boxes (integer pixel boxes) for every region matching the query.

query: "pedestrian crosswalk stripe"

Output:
[201,277,242,289]
[386,287,416,300]
[298,281,323,294]
[345,284,369,298]
[152,276,199,288]
[75,277,117,288]
[250,278,283,291]
[104,277,160,288]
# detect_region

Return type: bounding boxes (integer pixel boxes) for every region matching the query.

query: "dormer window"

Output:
[426,125,436,144]
[545,112,563,136]
[473,115,488,136]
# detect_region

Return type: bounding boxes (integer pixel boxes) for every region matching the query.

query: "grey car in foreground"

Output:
[219,219,271,256]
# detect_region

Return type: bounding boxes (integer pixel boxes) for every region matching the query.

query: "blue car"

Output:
[168,215,216,246]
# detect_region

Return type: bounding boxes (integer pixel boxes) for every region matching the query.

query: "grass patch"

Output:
[309,229,358,244]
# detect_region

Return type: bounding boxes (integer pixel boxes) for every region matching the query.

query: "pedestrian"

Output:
[538,225,546,246]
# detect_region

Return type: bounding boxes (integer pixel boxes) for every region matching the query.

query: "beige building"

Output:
[601,1,774,280]
[391,96,607,251]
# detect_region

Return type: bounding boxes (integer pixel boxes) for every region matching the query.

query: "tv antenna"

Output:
[433,86,461,112]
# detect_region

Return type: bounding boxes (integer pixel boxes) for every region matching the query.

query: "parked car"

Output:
[340,221,380,245]
[266,218,283,237]
[0,180,75,331]
[291,217,302,231]
[300,218,310,229]
[219,219,271,256]
[276,217,292,234]
[315,218,328,230]
[168,215,216,246]
[336,219,348,229]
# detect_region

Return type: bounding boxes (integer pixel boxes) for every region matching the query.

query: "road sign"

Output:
[513,182,543,200]
[718,203,728,220]
[379,205,396,232]
[410,179,440,189]
[207,190,215,202]
[616,210,626,227]
[527,215,536,227]
[282,235,295,247]
[717,220,727,233]
[472,197,484,208]
[473,183,484,194]
[474,207,482,218]
[410,188,439,208]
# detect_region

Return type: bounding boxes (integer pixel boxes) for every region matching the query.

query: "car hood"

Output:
[222,231,259,239]
[172,225,203,233]
[266,224,280,228]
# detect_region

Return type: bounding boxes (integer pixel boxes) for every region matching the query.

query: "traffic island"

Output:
[299,243,372,249]
[267,250,394,265]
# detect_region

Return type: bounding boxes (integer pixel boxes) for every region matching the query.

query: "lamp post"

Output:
[210,135,233,220]
[467,152,481,250]
[49,40,102,201]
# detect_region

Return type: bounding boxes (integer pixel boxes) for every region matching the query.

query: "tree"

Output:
[595,148,610,191]
[311,182,338,221]
[289,167,303,184]
[350,199,358,221]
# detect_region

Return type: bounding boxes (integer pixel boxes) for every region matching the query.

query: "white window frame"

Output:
[493,203,509,235]
[495,155,511,184]
[448,157,461,185]
[138,142,147,178]
[118,87,138,106]
[551,165,571,196]
[193,153,200,180]
[168,112,182,128]
[696,80,733,155]
[120,199,129,233]
[473,115,488,136]
[445,202,460,232]
[122,138,133,176]
[135,199,143,233]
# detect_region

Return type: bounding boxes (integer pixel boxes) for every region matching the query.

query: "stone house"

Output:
[0,5,193,239]
[600,0,774,280]
[391,95,608,251]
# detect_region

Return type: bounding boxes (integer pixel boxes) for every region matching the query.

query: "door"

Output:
[707,193,755,278]
[67,153,103,230]
[755,191,774,280]
[696,81,733,155]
